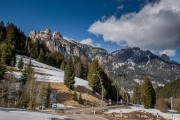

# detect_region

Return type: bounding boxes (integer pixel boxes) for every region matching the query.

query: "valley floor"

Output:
[1,105,180,120]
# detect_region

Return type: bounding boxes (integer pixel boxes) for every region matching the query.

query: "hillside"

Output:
[10,55,106,107]
[14,55,88,86]
[156,78,180,98]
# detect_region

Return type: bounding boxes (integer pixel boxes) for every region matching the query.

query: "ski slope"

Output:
[0,107,67,120]
[107,106,180,120]
[14,55,88,87]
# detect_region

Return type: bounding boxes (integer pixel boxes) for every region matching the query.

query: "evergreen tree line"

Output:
[132,77,156,108]
[64,58,120,102]
[87,59,117,100]
[156,78,180,99]
[0,21,26,66]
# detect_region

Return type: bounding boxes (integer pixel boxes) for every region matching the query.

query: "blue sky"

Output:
[0,0,180,62]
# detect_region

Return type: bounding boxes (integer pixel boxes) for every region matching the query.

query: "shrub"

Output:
[156,98,170,112]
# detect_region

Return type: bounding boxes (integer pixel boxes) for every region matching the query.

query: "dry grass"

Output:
[50,83,107,107]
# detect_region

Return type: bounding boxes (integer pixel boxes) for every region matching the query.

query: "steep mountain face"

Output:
[29,29,180,89]
[109,47,180,88]
[29,29,108,62]
[161,54,170,62]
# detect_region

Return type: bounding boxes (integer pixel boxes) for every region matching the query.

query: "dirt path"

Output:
[66,114,108,120]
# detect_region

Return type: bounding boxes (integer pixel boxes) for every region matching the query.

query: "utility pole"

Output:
[170,97,173,110]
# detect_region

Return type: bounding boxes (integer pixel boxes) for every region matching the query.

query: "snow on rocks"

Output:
[107,106,180,120]
[15,55,88,87]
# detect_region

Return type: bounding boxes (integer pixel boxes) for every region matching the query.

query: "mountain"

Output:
[29,29,108,62]
[29,29,180,89]
[161,54,170,62]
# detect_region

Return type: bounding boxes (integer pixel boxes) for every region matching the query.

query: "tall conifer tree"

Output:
[64,57,75,90]
[140,77,156,108]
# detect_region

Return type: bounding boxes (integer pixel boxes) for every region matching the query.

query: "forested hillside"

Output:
[156,78,180,98]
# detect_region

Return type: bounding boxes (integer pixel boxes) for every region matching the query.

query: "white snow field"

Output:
[107,106,180,120]
[14,55,88,87]
[0,107,67,120]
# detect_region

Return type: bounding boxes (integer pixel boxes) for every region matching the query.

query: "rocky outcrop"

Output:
[29,29,108,60]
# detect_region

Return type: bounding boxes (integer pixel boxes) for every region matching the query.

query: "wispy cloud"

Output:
[117,5,124,10]
[80,38,101,47]
[89,0,180,55]
[159,49,176,57]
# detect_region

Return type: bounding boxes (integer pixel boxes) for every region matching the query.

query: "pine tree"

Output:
[64,57,75,90]
[0,21,6,42]
[80,56,88,80]
[37,48,45,62]
[0,51,6,81]
[0,61,6,81]
[132,83,141,104]
[140,77,156,108]
[21,59,33,85]
[18,57,24,69]
[0,51,6,65]
[88,59,101,93]
[5,23,16,65]
[60,61,66,71]
[87,60,112,99]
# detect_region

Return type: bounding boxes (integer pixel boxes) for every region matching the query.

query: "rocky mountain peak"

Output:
[161,54,170,62]
[29,29,108,59]
[44,28,51,33]
[29,29,63,42]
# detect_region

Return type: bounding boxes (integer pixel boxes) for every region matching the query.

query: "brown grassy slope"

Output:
[50,83,107,107]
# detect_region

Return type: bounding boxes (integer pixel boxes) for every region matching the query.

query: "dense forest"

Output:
[156,78,180,99]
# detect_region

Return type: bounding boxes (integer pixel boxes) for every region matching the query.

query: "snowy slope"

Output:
[0,107,67,120]
[107,106,180,120]
[14,55,88,87]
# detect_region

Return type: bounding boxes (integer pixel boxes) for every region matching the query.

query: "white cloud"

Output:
[88,0,180,53]
[80,38,101,47]
[159,49,176,57]
[96,43,101,47]
[117,5,124,10]
[80,38,94,46]
[63,36,75,41]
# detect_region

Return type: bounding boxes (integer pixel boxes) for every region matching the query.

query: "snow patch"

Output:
[108,106,180,120]
[15,55,88,87]
[0,107,67,120]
